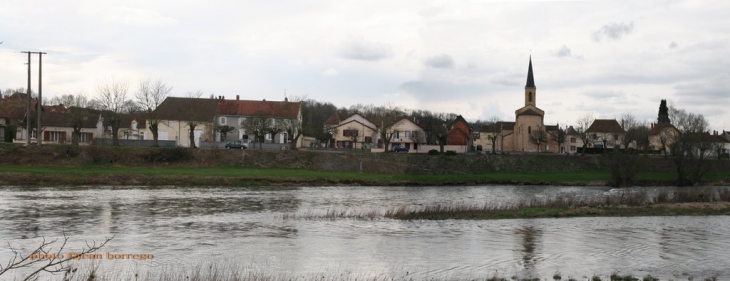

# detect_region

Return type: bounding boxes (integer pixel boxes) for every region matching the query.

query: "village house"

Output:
[447,115,472,148]
[585,119,625,150]
[385,117,426,152]
[648,122,679,155]
[215,96,302,147]
[116,114,148,141]
[563,126,584,154]
[147,97,219,147]
[322,113,341,148]
[332,113,377,149]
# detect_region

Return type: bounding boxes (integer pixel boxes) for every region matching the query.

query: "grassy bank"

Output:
[281,188,730,220]
[3,165,725,187]
[1,145,730,187]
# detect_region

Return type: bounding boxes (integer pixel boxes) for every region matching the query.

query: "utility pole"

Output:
[20,51,46,145]
[37,52,46,145]
[21,51,31,145]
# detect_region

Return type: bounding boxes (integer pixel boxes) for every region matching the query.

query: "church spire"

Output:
[525,56,536,89]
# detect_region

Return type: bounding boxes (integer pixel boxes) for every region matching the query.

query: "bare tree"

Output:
[184,90,204,148]
[136,79,173,147]
[242,114,272,150]
[371,104,404,152]
[0,234,113,281]
[575,114,594,155]
[484,117,500,154]
[529,127,548,153]
[68,106,92,146]
[668,106,712,185]
[215,125,236,141]
[96,79,129,146]
[620,113,639,150]
[49,93,89,108]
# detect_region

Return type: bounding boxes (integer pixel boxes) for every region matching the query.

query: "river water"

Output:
[1,185,728,280]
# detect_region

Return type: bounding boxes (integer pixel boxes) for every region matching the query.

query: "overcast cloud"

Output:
[1,0,729,131]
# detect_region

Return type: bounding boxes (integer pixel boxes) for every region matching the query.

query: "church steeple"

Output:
[525,56,536,89]
[524,56,536,106]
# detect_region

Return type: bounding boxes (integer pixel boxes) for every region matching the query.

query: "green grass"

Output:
[1,165,728,187]
[0,165,613,182]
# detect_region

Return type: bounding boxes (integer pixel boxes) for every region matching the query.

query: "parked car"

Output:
[393,145,409,153]
[225,141,247,149]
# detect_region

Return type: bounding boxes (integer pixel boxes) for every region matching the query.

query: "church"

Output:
[492,57,560,153]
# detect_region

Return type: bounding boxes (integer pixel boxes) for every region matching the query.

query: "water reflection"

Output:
[515,225,542,276]
[0,186,729,279]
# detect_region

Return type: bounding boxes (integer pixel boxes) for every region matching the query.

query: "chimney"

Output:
[236,95,240,100]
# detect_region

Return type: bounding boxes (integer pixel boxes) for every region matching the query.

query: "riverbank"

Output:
[2,165,730,187]
[1,144,730,186]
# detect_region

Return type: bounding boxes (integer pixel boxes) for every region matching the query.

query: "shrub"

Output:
[445,150,457,156]
[718,188,730,202]
[4,124,17,142]
[427,149,440,155]
[55,145,81,158]
[147,147,193,163]
[85,145,124,164]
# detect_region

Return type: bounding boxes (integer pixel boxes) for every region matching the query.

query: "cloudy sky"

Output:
[1,0,728,130]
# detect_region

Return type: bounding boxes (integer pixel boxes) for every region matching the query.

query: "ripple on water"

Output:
[1,185,730,280]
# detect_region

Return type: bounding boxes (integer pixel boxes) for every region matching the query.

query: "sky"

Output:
[1,0,728,131]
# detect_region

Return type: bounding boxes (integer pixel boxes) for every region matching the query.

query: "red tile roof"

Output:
[217,99,300,119]
[324,113,341,126]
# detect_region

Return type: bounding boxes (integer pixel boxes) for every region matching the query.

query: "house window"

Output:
[570,137,576,143]
[571,145,576,152]
[219,117,227,125]
[364,136,372,143]
[239,118,245,125]
[266,133,271,140]
[50,131,62,141]
[412,131,419,138]
[592,134,597,140]
[405,131,411,138]
[614,134,619,140]
[395,131,400,139]
[343,130,358,137]
[168,120,173,127]
[140,132,145,140]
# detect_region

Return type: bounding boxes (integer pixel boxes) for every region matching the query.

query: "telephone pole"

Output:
[37,52,46,145]
[20,51,46,145]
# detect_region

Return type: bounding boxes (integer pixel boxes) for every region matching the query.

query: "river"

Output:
[1,185,728,280]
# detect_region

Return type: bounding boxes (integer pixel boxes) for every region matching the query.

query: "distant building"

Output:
[586,119,626,149]
[490,57,560,152]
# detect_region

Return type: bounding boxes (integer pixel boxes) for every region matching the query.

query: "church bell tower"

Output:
[524,56,536,107]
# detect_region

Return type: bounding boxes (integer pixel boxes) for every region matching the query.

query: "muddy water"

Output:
[0,185,728,280]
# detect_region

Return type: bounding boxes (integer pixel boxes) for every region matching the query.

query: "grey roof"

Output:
[154,97,219,122]
[525,56,536,88]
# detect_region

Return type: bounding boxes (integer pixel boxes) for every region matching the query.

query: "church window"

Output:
[529,92,533,102]
[528,126,532,134]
